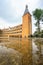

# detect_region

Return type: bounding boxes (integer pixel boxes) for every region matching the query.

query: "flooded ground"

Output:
[0,38,43,65]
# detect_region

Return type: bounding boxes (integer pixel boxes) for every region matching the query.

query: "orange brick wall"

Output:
[22,13,32,38]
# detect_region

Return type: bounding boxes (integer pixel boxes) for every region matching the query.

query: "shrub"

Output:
[41,34,43,38]
[28,35,33,37]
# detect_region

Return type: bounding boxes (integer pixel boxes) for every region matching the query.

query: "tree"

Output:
[40,30,43,38]
[33,9,43,34]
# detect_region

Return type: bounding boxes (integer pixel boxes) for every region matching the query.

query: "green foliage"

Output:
[41,34,43,38]
[40,30,43,38]
[41,30,43,33]
[28,34,33,37]
[33,9,43,20]
[33,30,43,37]
[33,9,43,34]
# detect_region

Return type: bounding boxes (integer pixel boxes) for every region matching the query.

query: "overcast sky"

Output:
[0,0,43,33]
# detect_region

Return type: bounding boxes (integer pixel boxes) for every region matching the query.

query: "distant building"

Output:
[1,5,32,38]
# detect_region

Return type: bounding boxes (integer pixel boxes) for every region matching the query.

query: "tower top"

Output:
[23,5,31,16]
[26,5,28,9]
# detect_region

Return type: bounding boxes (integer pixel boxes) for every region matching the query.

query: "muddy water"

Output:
[0,38,43,65]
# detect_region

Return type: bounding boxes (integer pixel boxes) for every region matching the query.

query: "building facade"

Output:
[1,5,32,38]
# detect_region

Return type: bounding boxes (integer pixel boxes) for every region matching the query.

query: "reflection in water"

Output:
[0,38,43,65]
[32,39,43,65]
[0,46,22,65]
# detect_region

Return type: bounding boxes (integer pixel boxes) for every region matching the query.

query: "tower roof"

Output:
[23,5,31,16]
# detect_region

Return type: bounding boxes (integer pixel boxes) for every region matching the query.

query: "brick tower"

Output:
[22,5,32,38]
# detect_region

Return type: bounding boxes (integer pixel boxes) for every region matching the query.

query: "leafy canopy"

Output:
[33,9,43,21]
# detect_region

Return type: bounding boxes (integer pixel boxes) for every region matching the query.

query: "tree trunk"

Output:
[37,20,40,34]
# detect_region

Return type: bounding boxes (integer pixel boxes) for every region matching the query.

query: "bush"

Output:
[28,35,33,37]
[41,34,43,38]
[34,34,39,37]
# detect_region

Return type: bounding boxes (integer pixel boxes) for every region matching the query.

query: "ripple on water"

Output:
[0,46,22,65]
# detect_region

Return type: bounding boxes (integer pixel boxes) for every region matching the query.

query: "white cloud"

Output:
[0,18,9,29]
[0,17,22,29]
[8,0,41,13]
